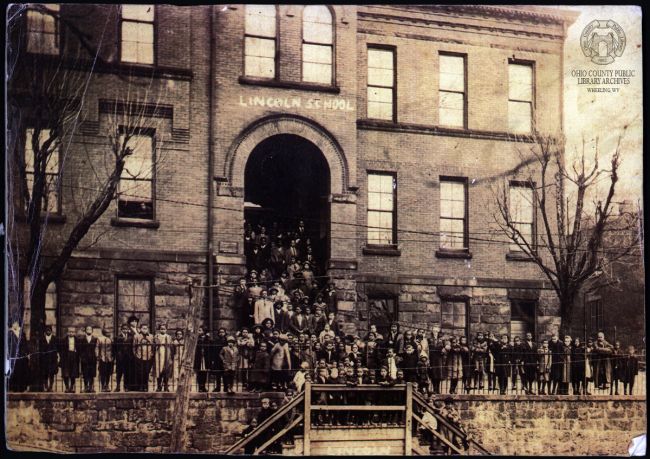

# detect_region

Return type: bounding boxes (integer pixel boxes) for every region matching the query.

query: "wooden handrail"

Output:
[413,412,466,455]
[222,391,305,455]
[253,414,304,455]
[412,392,491,455]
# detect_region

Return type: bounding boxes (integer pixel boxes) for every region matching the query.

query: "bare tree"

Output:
[493,128,641,333]
[7,4,167,386]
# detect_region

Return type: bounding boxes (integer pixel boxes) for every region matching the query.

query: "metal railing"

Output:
[7,344,646,397]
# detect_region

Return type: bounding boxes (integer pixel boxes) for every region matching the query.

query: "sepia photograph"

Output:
[4,3,645,456]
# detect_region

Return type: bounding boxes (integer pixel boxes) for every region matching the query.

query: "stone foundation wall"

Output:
[6,393,645,455]
[456,395,647,456]
[6,392,283,453]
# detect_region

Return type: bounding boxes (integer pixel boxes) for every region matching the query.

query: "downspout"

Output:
[207,5,215,335]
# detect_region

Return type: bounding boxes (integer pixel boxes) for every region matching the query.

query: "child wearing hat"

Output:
[220,335,240,394]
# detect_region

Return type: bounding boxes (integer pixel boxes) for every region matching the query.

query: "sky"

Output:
[559,5,643,209]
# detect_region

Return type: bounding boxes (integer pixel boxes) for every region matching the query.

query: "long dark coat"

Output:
[249,350,271,385]
[78,335,98,377]
[8,330,30,391]
[428,338,445,380]
[58,336,80,379]
[571,344,585,383]
[38,334,59,377]
[490,342,510,379]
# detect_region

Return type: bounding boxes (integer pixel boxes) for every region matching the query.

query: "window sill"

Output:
[110,217,160,229]
[506,251,536,262]
[435,249,472,259]
[363,245,401,257]
[15,213,67,224]
[238,76,341,94]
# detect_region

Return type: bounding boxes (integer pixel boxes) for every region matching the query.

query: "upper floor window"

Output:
[302,5,333,85]
[121,4,154,65]
[116,277,153,329]
[508,62,534,133]
[118,132,154,220]
[509,182,534,251]
[441,300,468,338]
[439,178,468,249]
[245,5,276,78]
[26,4,60,55]
[367,172,396,245]
[367,47,395,121]
[439,53,466,128]
[25,128,60,214]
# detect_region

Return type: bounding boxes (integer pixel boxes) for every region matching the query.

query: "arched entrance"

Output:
[244,134,331,274]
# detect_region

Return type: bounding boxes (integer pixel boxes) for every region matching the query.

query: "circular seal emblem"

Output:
[580,19,626,65]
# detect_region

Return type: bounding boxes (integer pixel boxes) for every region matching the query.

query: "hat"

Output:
[227,336,236,342]
[269,287,278,293]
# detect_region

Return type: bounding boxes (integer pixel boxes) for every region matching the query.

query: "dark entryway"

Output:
[244,134,331,274]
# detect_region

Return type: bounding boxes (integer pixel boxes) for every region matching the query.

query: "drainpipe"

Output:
[207,5,215,335]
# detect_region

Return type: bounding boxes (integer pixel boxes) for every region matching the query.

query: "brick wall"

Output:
[6,393,645,454]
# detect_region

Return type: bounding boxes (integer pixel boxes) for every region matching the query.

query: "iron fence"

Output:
[7,343,647,397]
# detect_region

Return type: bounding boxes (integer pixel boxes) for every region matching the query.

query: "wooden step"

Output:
[310,440,405,455]
[310,427,405,442]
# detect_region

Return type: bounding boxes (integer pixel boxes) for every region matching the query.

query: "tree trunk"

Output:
[28,279,48,391]
[169,280,204,452]
[558,291,577,337]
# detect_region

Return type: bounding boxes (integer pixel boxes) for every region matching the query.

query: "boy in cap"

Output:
[221,335,240,394]
[96,326,114,392]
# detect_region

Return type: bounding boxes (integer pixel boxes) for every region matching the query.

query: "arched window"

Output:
[302,5,333,84]
[22,277,58,337]
[244,5,277,78]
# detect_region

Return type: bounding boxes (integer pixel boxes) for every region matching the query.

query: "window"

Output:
[22,277,57,337]
[120,4,154,65]
[245,5,276,78]
[367,172,396,245]
[367,47,395,121]
[439,178,467,249]
[508,62,533,133]
[26,4,60,55]
[25,128,60,214]
[441,300,468,337]
[368,296,398,339]
[509,182,534,251]
[118,133,154,220]
[302,5,333,84]
[510,299,536,339]
[116,278,153,329]
[438,54,465,128]
[587,299,603,337]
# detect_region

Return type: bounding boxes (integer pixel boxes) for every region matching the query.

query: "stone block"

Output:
[337,301,355,312]
[399,293,413,302]
[426,303,441,314]
[414,293,438,302]
[405,285,437,294]
[400,302,425,312]
[481,314,508,324]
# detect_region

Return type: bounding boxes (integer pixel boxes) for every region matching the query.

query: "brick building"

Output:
[9,4,579,342]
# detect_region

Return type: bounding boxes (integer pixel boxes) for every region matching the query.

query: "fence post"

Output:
[405,382,413,455]
[303,381,311,455]
[169,279,204,452]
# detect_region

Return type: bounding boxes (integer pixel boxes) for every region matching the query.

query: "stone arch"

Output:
[225,114,348,194]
